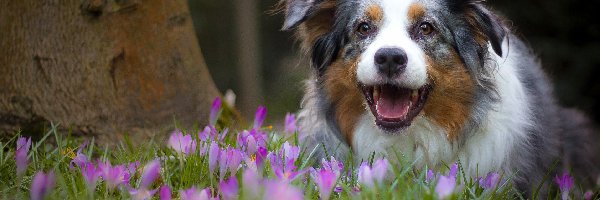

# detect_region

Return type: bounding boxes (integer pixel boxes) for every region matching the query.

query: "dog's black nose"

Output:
[374,48,407,77]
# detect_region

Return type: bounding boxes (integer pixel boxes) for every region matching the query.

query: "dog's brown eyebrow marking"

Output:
[408,3,426,21]
[365,4,383,22]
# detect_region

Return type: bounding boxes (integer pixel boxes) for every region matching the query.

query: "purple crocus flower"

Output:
[179,187,203,200]
[245,135,257,156]
[199,126,223,143]
[242,169,260,199]
[16,136,31,177]
[584,190,593,200]
[315,169,337,200]
[129,188,158,200]
[284,113,298,135]
[449,163,458,178]
[334,186,344,194]
[270,142,304,181]
[30,171,55,200]
[127,161,140,176]
[372,159,389,182]
[271,160,303,181]
[264,180,304,200]
[255,147,268,168]
[197,143,208,156]
[435,175,456,199]
[198,126,210,142]
[71,153,90,169]
[242,131,264,155]
[357,158,389,188]
[199,126,227,143]
[209,97,222,126]
[219,128,229,142]
[253,106,267,129]
[236,131,259,156]
[80,163,101,191]
[180,187,213,200]
[321,157,344,177]
[479,172,500,189]
[237,130,249,147]
[254,129,269,146]
[244,155,262,172]
[244,146,267,173]
[70,141,90,169]
[219,177,238,200]
[216,147,243,181]
[358,162,374,188]
[554,172,574,200]
[159,185,171,200]
[312,158,344,197]
[281,142,300,162]
[237,129,269,152]
[167,130,197,155]
[99,161,128,190]
[121,161,139,186]
[208,142,220,174]
[139,159,160,189]
[425,169,435,183]
[226,148,243,176]
[218,148,229,181]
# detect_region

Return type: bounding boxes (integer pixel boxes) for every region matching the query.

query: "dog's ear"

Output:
[312,33,342,76]
[282,0,323,30]
[468,4,506,57]
[451,1,506,57]
[449,1,505,97]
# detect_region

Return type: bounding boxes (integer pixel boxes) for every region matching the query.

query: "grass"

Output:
[0,121,595,200]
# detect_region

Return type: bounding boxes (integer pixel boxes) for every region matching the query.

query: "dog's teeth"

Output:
[411,90,418,98]
[373,87,380,101]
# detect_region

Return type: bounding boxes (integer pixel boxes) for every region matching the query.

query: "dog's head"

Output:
[283,0,505,140]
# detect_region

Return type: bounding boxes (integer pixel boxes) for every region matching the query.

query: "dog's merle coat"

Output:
[281,0,600,195]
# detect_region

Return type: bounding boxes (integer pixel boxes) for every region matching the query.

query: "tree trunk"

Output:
[0,0,220,143]
[234,0,263,117]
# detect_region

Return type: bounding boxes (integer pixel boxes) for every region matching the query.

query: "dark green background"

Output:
[190,0,600,124]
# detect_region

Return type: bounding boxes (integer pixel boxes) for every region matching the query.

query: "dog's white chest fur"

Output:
[352,45,533,176]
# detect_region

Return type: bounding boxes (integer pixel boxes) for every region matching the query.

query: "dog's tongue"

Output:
[376,85,411,120]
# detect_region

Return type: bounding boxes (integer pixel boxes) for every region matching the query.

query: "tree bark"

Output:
[0,0,220,143]
[234,0,263,117]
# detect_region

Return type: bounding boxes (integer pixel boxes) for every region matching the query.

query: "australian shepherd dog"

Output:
[280,0,600,195]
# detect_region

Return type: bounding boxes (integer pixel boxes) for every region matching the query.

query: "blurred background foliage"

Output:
[189,0,600,124]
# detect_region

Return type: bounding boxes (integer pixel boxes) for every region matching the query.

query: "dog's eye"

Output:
[356,22,374,37]
[419,22,434,35]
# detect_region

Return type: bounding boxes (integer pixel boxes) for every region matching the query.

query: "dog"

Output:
[280,0,600,195]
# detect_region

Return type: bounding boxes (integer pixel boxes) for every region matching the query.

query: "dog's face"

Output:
[354,1,432,132]
[283,0,505,140]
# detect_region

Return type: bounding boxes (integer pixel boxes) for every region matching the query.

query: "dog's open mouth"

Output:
[361,84,431,131]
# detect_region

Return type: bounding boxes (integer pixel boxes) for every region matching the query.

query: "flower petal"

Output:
[209,97,222,126]
[253,106,267,129]
[219,177,239,200]
[31,171,55,200]
[140,159,161,189]
[159,185,172,200]
[435,175,456,199]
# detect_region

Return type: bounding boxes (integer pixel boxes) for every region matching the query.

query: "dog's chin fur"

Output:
[284,0,600,196]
